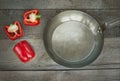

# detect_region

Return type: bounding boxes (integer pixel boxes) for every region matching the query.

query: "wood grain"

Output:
[0,0,120,9]
[0,70,119,81]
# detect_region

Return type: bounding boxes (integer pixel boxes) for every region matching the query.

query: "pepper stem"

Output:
[10,24,14,27]
[35,15,41,19]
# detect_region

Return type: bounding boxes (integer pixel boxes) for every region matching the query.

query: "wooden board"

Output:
[0,0,120,81]
[0,0,120,9]
[0,70,120,81]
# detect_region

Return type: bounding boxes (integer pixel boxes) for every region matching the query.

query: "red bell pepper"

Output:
[4,21,23,40]
[23,9,41,26]
[13,40,35,63]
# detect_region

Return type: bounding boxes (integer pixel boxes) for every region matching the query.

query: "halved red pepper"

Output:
[23,9,41,26]
[13,40,35,63]
[4,21,23,40]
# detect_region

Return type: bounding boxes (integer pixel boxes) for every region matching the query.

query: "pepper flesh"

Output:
[13,40,35,63]
[4,21,23,40]
[23,9,41,26]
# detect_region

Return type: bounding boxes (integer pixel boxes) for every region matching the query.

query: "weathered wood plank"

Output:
[0,0,120,9]
[0,70,119,81]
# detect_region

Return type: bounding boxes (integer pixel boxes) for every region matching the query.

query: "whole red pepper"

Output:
[23,9,41,26]
[4,21,23,40]
[13,40,35,63]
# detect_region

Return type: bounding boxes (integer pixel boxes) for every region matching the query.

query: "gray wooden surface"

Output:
[0,0,120,9]
[0,0,120,81]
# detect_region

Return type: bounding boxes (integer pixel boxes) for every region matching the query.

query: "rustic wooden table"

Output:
[0,0,120,81]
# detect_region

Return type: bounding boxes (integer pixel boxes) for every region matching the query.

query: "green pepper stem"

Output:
[35,15,41,19]
[10,24,14,27]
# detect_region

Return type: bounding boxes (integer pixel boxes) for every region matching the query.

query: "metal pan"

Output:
[43,10,117,68]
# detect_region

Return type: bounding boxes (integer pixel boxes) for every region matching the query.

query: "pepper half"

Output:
[4,21,23,40]
[13,40,35,63]
[23,9,41,26]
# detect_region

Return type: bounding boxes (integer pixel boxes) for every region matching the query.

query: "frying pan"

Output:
[43,10,119,68]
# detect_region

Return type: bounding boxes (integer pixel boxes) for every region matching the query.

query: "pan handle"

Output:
[103,18,120,31]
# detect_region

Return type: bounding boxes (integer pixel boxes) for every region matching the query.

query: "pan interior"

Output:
[52,21,95,62]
